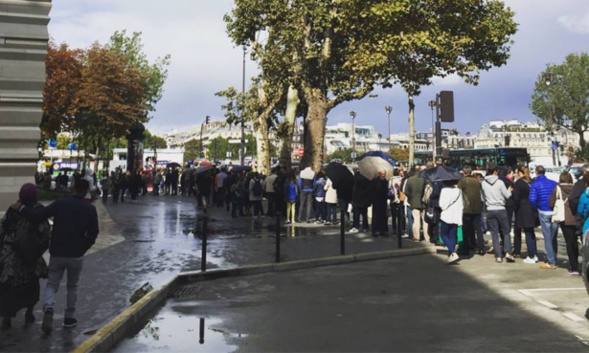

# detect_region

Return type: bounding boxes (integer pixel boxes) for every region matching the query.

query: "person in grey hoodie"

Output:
[481,164,516,263]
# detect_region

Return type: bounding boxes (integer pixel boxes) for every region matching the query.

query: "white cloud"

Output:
[558,12,589,34]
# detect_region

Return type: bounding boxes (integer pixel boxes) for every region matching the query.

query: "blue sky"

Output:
[49,0,589,137]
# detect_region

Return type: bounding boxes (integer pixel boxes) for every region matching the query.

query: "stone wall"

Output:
[0,0,51,211]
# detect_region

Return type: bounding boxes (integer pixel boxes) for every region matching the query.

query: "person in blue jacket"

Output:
[529,165,558,269]
[576,172,589,234]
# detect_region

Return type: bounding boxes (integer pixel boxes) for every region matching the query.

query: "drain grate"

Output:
[172,285,203,299]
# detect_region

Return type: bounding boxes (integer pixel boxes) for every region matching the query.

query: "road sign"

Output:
[48,138,57,148]
[297,148,304,157]
[68,142,76,151]
[351,152,357,159]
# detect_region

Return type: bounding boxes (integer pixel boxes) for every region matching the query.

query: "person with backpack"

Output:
[249,172,265,218]
[405,166,429,242]
[0,184,50,330]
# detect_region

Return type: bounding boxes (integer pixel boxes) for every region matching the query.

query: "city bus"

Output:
[414,147,530,171]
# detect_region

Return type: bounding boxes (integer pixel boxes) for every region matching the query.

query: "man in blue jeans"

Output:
[529,165,558,269]
[15,179,99,334]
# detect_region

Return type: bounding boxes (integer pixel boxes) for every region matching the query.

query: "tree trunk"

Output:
[279,85,299,170]
[578,129,586,149]
[256,113,271,175]
[301,88,329,172]
[407,93,416,168]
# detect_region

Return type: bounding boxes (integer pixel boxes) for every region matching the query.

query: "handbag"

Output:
[551,186,567,223]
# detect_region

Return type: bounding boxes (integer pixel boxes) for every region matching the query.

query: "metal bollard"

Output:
[396,206,402,249]
[201,215,208,272]
[199,318,205,344]
[275,212,281,263]
[340,210,345,255]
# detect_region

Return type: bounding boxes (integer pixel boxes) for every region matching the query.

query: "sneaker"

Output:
[523,256,538,264]
[495,257,503,263]
[348,228,359,233]
[540,263,557,269]
[401,234,410,239]
[63,317,78,328]
[568,270,581,276]
[447,252,460,264]
[504,253,515,263]
[285,221,291,224]
[41,309,53,334]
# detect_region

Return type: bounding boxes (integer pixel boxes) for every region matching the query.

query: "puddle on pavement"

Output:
[113,314,242,352]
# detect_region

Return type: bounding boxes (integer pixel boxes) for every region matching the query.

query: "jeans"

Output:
[486,209,512,258]
[391,203,405,235]
[440,221,458,254]
[538,210,558,265]
[315,199,326,221]
[326,203,338,223]
[462,213,484,252]
[514,227,536,257]
[298,191,313,221]
[353,206,369,230]
[44,257,84,318]
[406,206,413,238]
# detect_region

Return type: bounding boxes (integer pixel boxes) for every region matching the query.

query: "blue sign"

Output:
[188,159,194,165]
[68,143,76,151]
[48,138,57,148]
[156,160,168,166]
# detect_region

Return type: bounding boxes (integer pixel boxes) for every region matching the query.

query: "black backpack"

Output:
[252,179,263,197]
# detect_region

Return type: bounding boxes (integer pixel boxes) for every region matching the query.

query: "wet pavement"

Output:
[114,255,589,352]
[0,195,421,352]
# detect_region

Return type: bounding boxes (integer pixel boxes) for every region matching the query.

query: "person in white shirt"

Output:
[439,180,464,264]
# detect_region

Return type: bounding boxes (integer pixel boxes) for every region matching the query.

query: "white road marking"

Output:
[537,300,559,309]
[563,312,585,322]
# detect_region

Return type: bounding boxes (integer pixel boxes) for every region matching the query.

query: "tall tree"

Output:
[225,0,517,170]
[42,42,83,139]
[76,44,148,167]
[348,0,517,166]
[530,53,589,154]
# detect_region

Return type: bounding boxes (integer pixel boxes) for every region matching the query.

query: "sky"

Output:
[48,0,589,137]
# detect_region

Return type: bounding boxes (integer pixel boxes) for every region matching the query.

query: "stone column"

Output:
[0,0,51,212]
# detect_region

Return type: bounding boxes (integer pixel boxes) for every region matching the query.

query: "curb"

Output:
[73,246,435,353]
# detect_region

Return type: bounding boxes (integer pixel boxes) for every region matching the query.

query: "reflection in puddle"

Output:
[114,315,244,352]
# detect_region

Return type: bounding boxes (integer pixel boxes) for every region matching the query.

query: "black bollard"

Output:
[396,206,402,249]
[275,212,281,263]
[199,318,205,344]
[201,215,208,272]
[340,210,345,255]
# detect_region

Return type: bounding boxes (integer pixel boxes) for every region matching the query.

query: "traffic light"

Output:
[439,91,454,122]
[205,115,210,124]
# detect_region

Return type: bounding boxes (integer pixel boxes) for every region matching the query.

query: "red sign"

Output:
[297,148,304,157]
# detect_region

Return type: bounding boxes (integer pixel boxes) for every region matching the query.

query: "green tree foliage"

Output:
[144,130,167,149]
[56,134,72,150]
[389,147,409,163]
[530,53,589,158]
[225,0,517,169]
[327,148,354,164]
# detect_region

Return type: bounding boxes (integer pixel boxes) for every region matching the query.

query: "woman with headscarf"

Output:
[0,183,50,330]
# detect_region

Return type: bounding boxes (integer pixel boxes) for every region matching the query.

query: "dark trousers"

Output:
[462,213,484,252]
[371,200,388,235]
[266,192,276,216]
[298,191,313,221]
[252,200,263,216]
[353,206,369,230]
[315,200,326,221]
[561,224,580,271]
[487,209,512,258]
[514,227,536,257]
[440,221,458,254]
[391,203,405,235]
[102,189,108,203]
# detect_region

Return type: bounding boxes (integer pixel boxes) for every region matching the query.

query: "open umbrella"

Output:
[192,165,214,176]
[228,165,251,173]
[357,151,396,180]
[166,162,182,170]
[325,162,354,190]
[199,160,214,167]
[420,165,463,183]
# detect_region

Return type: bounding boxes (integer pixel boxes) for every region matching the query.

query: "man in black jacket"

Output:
[15,179,99,334]
[568,164,589,232]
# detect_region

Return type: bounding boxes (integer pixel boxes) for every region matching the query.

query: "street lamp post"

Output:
[240,47,246,166]
[428,100,437,161]
[350,111,356,163]
[544,73,559,166]
[385,105,392,152]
